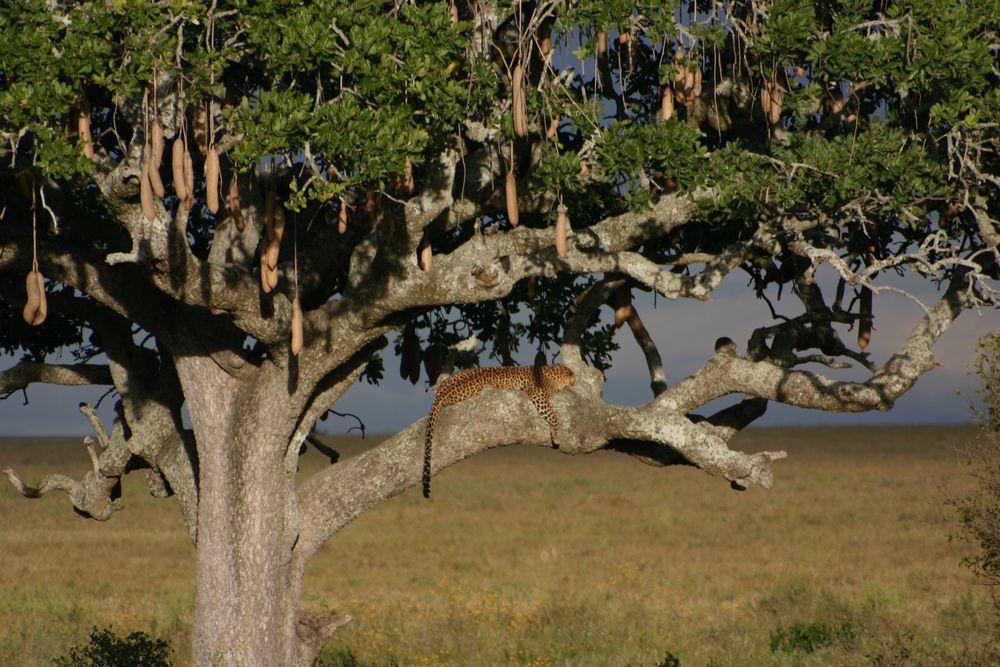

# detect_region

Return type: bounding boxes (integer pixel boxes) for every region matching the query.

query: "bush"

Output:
[655,651,681,667]
[53,626,172,667]
[953,333,1000,633]
[315,645,392,667]
[768,620,855,654]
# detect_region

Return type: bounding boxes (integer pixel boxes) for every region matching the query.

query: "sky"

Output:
[2,266,994,437]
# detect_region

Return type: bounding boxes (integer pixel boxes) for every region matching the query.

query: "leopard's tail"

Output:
[422,402,439,499]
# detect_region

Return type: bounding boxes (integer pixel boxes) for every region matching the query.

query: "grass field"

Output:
[0,426,994,666]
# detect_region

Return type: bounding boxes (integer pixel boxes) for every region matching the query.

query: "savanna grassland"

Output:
[0,426,993,666]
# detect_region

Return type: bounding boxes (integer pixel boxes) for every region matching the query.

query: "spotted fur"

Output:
[422,365,574,498]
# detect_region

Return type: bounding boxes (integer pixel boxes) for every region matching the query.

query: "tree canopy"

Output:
[1,1,998,664]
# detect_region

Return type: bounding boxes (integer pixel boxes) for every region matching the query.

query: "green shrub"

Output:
[655,651,681,667]
[53,626,171,667]
[768,620,855,654]
[952,334,1000,649]
[315,645,393,667]
[954,334,1000,593]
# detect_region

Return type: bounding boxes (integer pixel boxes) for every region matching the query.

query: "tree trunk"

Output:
[191,425,305,666]
[179,358,312,666]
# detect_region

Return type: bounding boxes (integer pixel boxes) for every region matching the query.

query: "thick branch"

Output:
[288,336,389,462]
[365,193,714,321]
[0,361,112,396]
[3,402,128,521]
[561,277,625,393]
[296,271,975,567]
[662,273,973,415]
[294,381,785,570]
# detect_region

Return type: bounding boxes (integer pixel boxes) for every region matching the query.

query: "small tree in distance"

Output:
[1,1,998,664]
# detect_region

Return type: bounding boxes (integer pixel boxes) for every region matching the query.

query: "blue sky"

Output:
[3,267,992,437]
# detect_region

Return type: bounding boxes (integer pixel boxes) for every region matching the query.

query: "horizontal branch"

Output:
[293,379,786,571]
[661,272,973,415]
[294,270,977,569]
[0,361,112,396]
[364,192,713,320]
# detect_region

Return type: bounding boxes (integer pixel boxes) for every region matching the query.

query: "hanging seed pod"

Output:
[683,68,696,100]
[596,32,607,57]
[172,139,187,201]
[659,85,674,121]
[265,263,279,292]
[613,286,633,328]
[205,147,220,214]
[78,96,94,159]
[147,156,165,198]
[260,255,271,293]
[192,104,209,155]
[505,168,519,227]
[448,0,458,24]
[272,200,286,243]
[290,295,304,356]
[762,81,783,124]
[228,174,244,231]
[22,270,47,326]
[526,275,537,300]
[183,149,194,207]
[555,205,569,259]
[618,29,631,44]
[150,118,164,167]
[140,161,156,222]
[825,89,845,115]
[692,67,702,98]
[674,65,689,104]
[512,63,527,138]
[858,287,873,349]
[338,196,348,234]
[769,83,784,124]
[23,270,42,325]
[418,239,433,272]
[538,24,552,57]
[794,64,806,78]
[265,238,280,271]
[32,272,47,326]
[760,84,773,122]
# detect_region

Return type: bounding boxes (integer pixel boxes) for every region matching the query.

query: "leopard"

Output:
[422,364,574,498]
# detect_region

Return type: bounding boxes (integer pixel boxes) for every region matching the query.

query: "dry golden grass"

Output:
[0,426,992,666]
